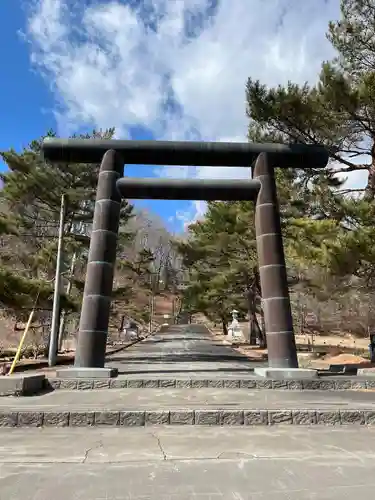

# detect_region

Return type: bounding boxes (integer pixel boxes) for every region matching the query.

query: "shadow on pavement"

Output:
[109,324,268,376]
[117,367,263,375]
[144,337,211,343]
[108,353,258,363]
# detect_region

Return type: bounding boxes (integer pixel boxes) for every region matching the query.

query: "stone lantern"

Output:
[228,309,244,343]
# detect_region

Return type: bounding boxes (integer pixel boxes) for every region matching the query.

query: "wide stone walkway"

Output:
[2,325,375,498]
[105,323,265,377]
[2,385,375,411]
[1,324,375,426]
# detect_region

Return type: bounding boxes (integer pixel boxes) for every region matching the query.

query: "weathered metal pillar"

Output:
[253,153,298,368]
[74,150,124,370]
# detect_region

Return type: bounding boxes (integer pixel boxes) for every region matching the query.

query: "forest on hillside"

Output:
[0,129,183,352]
[1,0,375,354]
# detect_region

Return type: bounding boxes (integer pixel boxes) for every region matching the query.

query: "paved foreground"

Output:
[1,426,375,499]
[3,324,375,496]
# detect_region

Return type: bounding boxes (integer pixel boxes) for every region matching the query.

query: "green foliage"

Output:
[0,128,135,318]
[0,268,77,313]
[121,249,155,280]
[0,213,19,236]
[327,0,375,77]
[245,0,375,286]
[176,1,375,338]
[175,201,262,337]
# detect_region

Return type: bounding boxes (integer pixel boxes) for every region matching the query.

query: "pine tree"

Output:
[175,201,267,344]
[0,129,134,334]
[245,0,375,285]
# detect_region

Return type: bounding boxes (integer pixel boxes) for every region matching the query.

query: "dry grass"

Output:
[202,318,373,368]
[0,292,176,354]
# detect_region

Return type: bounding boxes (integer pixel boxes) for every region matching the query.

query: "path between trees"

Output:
[104,323,266,377]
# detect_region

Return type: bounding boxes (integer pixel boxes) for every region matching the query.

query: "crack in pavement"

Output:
[0,457,369,466]
[216,451,258,459]
[151,432,167,461]
[82,440,104,463]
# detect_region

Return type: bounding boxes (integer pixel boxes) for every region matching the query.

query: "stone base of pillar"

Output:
[357,368,375,376]
[56,367,118,379]
[254,367,318,379]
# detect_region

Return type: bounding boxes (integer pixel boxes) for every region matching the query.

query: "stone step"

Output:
[47,376,375,392]
[1,407,374,427]
[1,387,375,427]
[3,374,375,398]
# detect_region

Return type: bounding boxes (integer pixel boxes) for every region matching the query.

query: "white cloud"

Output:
[173,200,207,230]
[26,0,359,227]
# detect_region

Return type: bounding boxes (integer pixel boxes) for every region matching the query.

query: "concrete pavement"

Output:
[2,325,375,497]
[104,323,266,376]
[1,426,375,498]
[2,324,375,426]
[3,386,375,410]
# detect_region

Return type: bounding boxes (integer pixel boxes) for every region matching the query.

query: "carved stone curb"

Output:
[0,409,374,427]
[45,377,375,391]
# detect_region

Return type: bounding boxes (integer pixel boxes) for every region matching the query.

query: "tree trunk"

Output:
[259,305,267,348]
[364,140,375,200]
[221,317,228,335]
[253,270,267,348]
[251,310,264,347]
[248,288,258,345]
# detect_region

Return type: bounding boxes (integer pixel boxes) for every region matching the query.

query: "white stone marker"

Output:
[228,309,245,343]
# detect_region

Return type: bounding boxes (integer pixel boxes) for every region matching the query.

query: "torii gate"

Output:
[42,139,328,377]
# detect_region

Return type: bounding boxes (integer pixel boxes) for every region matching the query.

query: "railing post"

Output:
[253,152,298,368]
[74,149,124,372]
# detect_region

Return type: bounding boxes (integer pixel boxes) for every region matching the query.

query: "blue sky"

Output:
[0,1,194,231]
[0,2,55,168]
[1,0,364,232]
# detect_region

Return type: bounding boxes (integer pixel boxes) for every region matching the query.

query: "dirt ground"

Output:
[0,294,175,374]
[0,294,175,351]
[205,321,374,370]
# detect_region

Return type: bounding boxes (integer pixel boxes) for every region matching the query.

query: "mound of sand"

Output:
[322,353,369,365]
